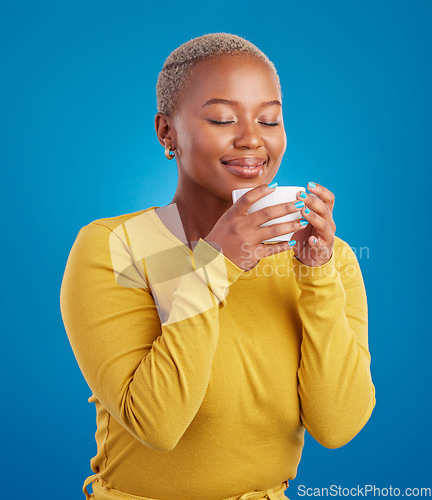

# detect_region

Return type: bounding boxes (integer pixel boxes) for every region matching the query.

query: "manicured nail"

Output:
[308,182,316,188]
[299,191,307,199]
[299,219,309,226]
[289,239,296,246]
[295,201,305,208]
[268,182,278,189]
[304,207,310,214]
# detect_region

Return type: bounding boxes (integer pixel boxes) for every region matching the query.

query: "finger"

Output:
[305,182,335,210]
[302,192,331,218]
[261,240,296,258]
[258,218,309,242]
[300,193,335,231]
[308,235,333,263]
[233,183,276,215]
[300,209,334,243]
[250,199,304,226]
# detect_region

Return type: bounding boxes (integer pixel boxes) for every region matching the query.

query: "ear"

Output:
[155,113,175,148]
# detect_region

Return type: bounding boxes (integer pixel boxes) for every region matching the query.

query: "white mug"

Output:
[232,186,306,242]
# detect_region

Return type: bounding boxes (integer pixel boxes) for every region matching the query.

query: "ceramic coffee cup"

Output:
[232,186,306,243]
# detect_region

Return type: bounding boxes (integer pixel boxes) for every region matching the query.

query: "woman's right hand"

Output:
[204,183,308,271]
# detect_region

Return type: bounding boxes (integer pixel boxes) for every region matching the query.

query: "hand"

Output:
[291,182,336,267]
[204,183,306,271]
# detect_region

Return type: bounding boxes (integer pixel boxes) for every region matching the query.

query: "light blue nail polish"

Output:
[268,181,278,188]
[304,207,310,214]
[289,240,296,246]
[299,191,307,199]
[300,219,309,226]
[308,182,316,188]
[295,201,305,208]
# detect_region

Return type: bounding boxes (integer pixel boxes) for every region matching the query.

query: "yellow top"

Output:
[60,206,375,500]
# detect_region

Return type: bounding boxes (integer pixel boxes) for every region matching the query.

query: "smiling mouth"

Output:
[221,158,266,168]
[220,157,267,178]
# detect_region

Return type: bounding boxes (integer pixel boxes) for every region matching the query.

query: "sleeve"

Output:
[291,240,376,448]
[60,222,244,452]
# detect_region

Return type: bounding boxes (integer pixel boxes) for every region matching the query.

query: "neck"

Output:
[168,181,232,246]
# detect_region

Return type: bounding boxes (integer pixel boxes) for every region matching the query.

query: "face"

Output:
[163,54,286,203]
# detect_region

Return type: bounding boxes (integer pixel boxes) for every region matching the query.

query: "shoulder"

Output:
[73,207,160,248]
[67,207,160,263]
[65,208,161,289]
[83,207,158,233]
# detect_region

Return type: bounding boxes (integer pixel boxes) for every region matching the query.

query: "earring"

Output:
[165,145,175,160]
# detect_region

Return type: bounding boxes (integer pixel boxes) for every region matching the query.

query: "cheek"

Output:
[269,129,286,158]
[261,132,286,176]
[186,127,229,158]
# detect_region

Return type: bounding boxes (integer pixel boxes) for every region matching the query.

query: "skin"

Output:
[155,54,335,270]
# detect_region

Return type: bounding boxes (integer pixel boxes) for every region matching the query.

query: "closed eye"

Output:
[209,120,279,126]
[208,120,234,125]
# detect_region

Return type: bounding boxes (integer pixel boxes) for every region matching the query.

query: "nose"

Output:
[233,119,264,150]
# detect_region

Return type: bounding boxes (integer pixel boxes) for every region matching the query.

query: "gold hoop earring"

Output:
[165,145,175,160]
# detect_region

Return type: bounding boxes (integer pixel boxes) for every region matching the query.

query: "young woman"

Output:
[61,33,375,500]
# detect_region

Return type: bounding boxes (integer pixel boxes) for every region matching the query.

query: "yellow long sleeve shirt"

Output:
[60,206,375,500]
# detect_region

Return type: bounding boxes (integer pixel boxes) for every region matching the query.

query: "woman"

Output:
[60,33,375,500]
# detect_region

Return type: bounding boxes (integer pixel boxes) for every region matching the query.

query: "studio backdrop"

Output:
[1,1,431,499]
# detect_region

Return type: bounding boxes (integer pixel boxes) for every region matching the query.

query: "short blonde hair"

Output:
[156,32,281,116]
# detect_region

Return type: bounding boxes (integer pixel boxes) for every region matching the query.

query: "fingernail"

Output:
[289,240,296,246]
[295,201,305,208]
[308,182,316,188]
[304,207,310,214]
[268,182,278,189]
[299,219,309,226]
[299,191,307,199]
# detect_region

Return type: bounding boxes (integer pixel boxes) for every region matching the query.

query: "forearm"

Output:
[118,239,240,451]
[293,244,375,448]
[117,308,221,451]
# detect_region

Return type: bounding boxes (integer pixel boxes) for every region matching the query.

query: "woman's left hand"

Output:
[291,182,336,267]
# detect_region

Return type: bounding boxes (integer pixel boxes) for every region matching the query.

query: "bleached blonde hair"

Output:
[156,33,281,116]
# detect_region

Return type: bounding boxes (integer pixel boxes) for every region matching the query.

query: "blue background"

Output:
[1,0,431,498]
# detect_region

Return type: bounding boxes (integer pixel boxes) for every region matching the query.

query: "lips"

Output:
[221,156,266,168]
[220,156,267,178]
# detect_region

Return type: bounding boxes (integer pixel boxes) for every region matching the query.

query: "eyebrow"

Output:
[202,98,282,108]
